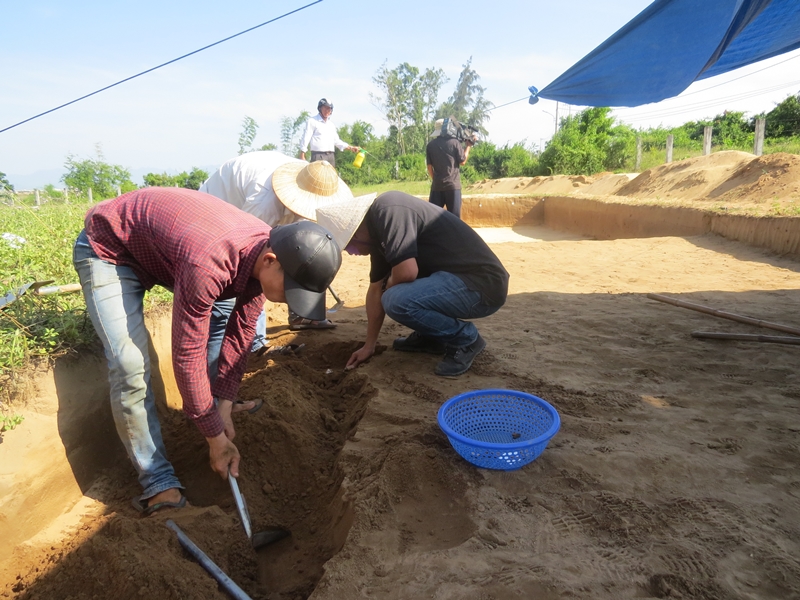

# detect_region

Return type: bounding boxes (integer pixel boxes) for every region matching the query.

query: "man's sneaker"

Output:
[393,331,446,354]
[434,334,487,377]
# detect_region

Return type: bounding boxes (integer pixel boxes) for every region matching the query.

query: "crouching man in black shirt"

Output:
[317,191,509,376]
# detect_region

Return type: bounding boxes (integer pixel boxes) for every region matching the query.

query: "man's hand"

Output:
[207,432,241,478]
[346,344,375,370]
[347,145,359,153]
[300,151,306,160]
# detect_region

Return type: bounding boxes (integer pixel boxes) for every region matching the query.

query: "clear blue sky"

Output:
[2,0,799,188]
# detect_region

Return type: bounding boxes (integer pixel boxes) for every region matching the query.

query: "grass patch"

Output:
[350,179,430,197]
[0,202,171,398]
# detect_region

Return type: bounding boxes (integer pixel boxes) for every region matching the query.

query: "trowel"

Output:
[228,468,290,550]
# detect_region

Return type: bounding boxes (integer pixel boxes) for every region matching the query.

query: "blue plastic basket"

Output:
[437,389,560,471]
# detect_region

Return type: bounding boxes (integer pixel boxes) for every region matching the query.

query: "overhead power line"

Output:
[0,1,323,135]
[618,79,800,123]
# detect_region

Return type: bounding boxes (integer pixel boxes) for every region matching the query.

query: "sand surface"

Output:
[2,151,800,599]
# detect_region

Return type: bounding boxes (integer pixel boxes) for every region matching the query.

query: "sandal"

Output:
[234,398,264,414]
[289,318,337,331]
[264,343,306,357]
[132,493,187,516]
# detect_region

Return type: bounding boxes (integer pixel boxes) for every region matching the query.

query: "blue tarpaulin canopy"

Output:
[529,0,800,107]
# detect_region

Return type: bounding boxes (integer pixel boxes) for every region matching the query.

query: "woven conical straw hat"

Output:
[271,160,353,220]
[315,193,378,251]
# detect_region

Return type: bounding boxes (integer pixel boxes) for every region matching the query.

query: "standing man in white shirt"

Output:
[199,151,353,364]
[299,98,359,167]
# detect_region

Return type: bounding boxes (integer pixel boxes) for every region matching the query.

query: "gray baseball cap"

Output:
[269,221,342,321]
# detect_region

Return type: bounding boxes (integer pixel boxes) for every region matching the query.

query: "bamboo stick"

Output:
[647,293,800,337]
[691,331,800,345]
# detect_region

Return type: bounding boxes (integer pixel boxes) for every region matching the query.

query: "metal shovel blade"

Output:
[228,470,253,540]
[228,469,291,550]
[0,280,50,310]
[327,285,344,313]
[252,527,291,549]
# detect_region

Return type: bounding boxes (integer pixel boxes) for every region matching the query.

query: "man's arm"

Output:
[345,258,418,370]
[427,164,434,179]
[390,257,418,285]
[299,118,314,160]
[460,143,472,166]
[345,280,386,369]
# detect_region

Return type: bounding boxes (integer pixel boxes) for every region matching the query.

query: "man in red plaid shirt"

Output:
[73,187,341,515]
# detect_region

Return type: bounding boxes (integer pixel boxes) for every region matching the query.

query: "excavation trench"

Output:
[2,334,375,600]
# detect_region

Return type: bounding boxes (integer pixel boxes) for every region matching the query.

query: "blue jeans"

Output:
[72,230,182,502]
[382,271,500,348]
[208,301,267,381]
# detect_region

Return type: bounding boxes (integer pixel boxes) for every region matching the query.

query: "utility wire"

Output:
[619,79,800,123]
[0,1,323,135]
[680,52,800,98]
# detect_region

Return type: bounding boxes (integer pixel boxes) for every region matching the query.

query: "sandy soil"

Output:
[2,151,800,599]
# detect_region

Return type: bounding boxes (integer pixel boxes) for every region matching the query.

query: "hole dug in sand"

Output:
[6,341,375,600]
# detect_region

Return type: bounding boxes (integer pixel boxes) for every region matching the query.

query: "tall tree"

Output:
[238,116,259,155]
[436,57,493,134]
[61,145,136,199]
[280,111,310,156]
[371,62,447,154]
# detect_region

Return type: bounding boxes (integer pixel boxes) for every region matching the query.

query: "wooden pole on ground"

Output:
[754,118,765,157]
[666,134,673,164]
[703,126,712,155]
[647,293,800,337]
[692,332,800,345]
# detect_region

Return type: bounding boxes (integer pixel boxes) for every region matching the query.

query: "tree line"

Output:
[6,62,800,201]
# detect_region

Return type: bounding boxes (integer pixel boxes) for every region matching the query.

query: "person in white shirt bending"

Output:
[299,98,359,166]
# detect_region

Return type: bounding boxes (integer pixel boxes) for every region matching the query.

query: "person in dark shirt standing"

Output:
[425,117,474,219]
[73,188,341,515]
[317,191,509,377]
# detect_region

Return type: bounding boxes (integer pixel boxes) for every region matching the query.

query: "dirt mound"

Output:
[708,152,800,203]
[614,150,753,200]
[467,151,800,215]
[575,172,637,196]
[468,174,594,195]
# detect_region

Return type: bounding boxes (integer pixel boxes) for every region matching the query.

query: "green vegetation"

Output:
[62,146,137,200]
[0,202,172,396]
[0,413,24,432]
[142,167,209,190]
[350,179,431,197]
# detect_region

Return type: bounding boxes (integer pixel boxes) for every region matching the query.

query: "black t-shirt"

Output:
[426,137,466,191]
[365,192,509,307]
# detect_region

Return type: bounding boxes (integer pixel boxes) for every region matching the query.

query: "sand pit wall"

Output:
[461,194,800,257]
[2,313,375,599]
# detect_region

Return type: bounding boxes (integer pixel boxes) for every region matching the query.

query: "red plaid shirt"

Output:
[85,187,270,438]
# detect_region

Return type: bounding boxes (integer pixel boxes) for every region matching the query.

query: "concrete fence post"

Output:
[666,134,674,164]
[35,190,41,206]
[703,126,713,156]
[635,137,642,171]
[116,185,122,197]
[754,118,765,156]
[88,188,93,204]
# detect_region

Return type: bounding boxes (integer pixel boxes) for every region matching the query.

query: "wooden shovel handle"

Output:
[33,283,82,295]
